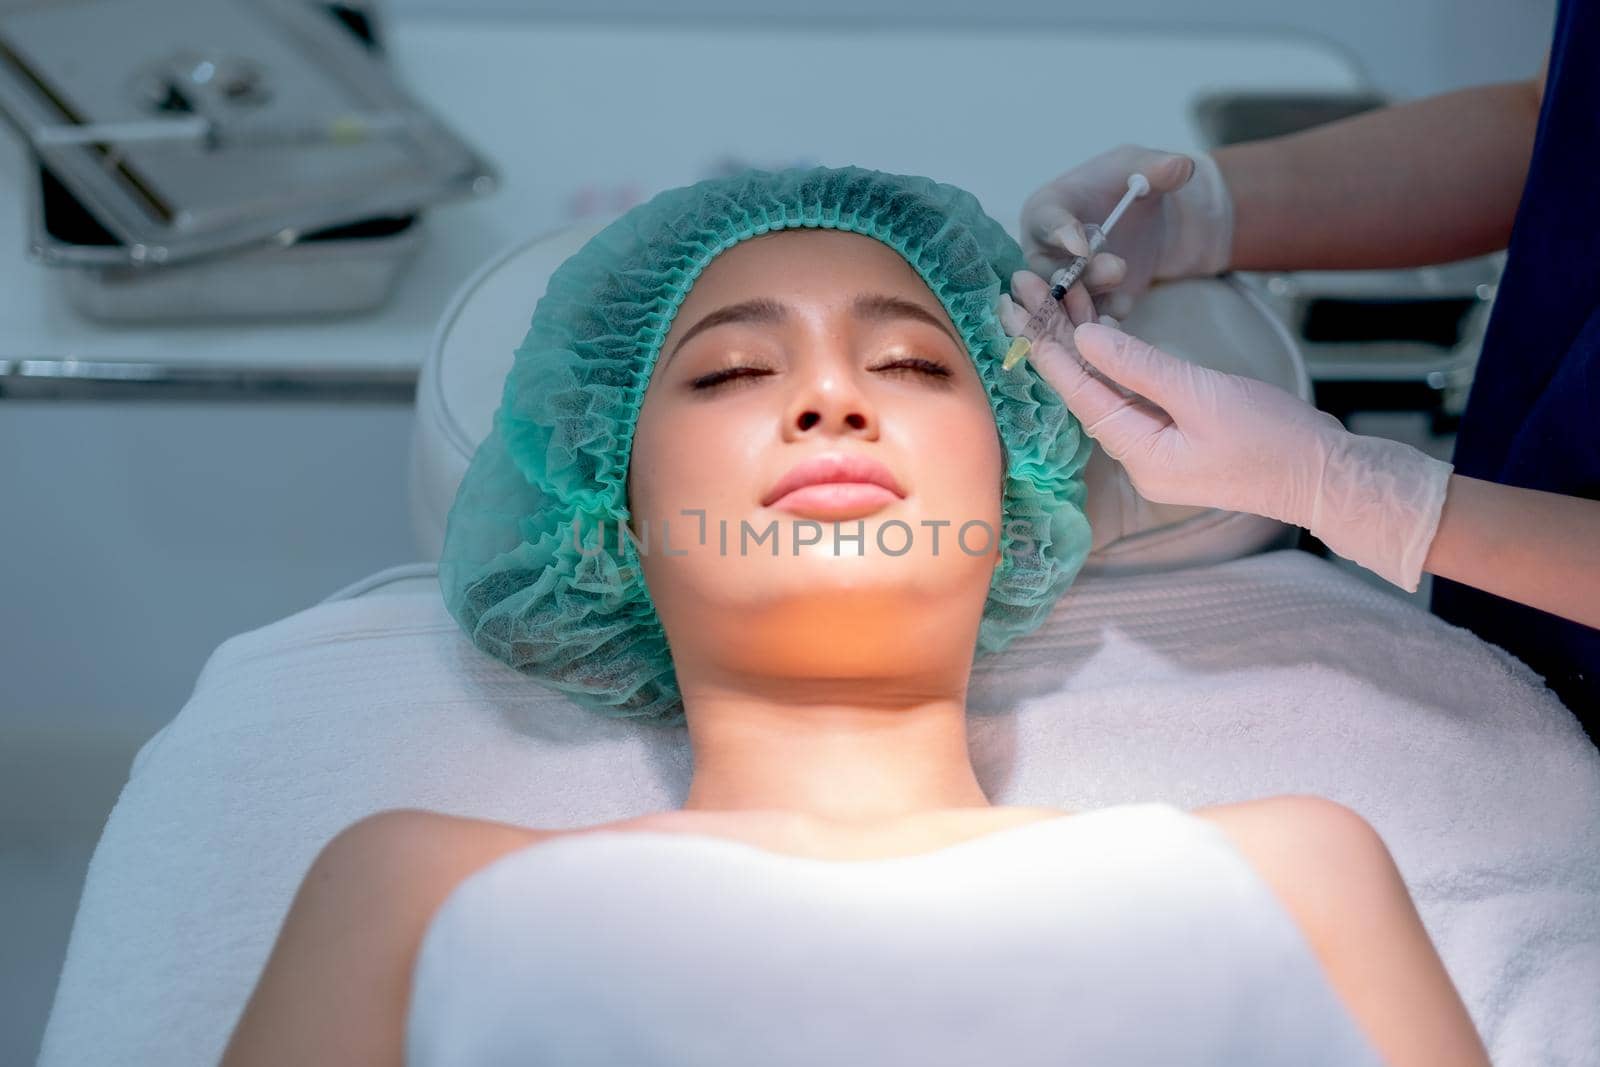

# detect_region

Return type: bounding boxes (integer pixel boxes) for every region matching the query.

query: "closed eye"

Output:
[688,356,954,391]
[871,357,954,381]
[689,365,775,391]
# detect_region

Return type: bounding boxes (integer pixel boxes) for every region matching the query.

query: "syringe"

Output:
[1002,172,1152,371]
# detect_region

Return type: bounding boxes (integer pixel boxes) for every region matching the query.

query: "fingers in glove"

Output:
[1062,280,1097,329]
[1023,247,1065,277]
[997,292,1072,347]
[1139,151,1197,195]
[1071,322,1198,418]
[1000,291,1144,416]
[1082,252,1126,294]
[1007,270,1052,316]
[1007,269,1075,321]
[995,292,1031,337]
[1101,290,1137,321]
[1024,204,1090,258]
[1025,336,1174,458]
[1054,221,1091,258]
[1007,270,1096,347]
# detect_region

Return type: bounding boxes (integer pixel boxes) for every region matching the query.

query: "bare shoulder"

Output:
[321,808,557,880]
[315,808,722,911]
[316,809,687,917]
[310,812,554,958]
[221,810,569,1065]
[1189,790,1382,846]
[1189,794,1491,1067]
[321,808,678,883]
[1188,793,1402,932]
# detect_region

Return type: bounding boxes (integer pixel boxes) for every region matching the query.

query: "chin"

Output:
[712,599,964,679]
[678,564,988,669]
[714,549,986,603]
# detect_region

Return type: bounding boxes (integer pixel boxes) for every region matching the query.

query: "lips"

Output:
[761,453,907,511]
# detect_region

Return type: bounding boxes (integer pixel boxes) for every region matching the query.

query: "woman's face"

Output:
[627,229,1004,680]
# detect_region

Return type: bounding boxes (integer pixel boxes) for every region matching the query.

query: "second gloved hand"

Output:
[1019,144,1235,320]
[997,271,1454,592]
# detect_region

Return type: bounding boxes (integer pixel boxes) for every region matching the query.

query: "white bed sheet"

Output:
[39,549,1600,1066]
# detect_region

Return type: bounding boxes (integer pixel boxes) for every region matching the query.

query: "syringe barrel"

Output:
[1047,224,1105,293]
[1049,258,1088,293]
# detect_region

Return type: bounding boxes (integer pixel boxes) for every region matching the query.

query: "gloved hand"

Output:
[997,270,1454,592]
[1019,144,1236,320]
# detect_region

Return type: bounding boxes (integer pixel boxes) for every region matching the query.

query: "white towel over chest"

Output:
[406,802,1387,1066]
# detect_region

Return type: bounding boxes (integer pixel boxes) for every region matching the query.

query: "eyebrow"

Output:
[664,293,963,362]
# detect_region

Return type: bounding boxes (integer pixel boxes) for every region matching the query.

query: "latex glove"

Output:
[1019,144,1235,321]
[996,270,1454,592]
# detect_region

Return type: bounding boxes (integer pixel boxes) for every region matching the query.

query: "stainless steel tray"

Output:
[28,153,427,322]
[0,0,495,267]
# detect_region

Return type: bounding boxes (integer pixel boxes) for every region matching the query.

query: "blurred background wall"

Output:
[380,0,1558,97]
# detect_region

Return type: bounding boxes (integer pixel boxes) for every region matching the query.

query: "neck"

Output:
[679,683,990,824]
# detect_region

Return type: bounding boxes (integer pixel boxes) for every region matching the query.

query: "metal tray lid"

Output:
[0,0,497,267]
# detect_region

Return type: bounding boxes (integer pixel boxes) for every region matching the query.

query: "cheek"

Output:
[628,396,765,522]
[905,394,1006,519]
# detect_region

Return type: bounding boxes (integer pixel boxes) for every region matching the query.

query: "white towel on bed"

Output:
[39,549,1600,1066]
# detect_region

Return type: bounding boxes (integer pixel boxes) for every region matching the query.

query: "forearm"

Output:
[1423,475,1600,629]
[1215,80,1541,272]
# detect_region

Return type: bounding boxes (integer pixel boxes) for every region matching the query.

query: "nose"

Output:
[781,355,879,440]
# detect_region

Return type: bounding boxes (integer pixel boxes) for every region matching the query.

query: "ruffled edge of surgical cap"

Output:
[441,165,1092,727]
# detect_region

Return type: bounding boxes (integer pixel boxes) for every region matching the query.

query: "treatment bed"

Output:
[38,228,1600,1066]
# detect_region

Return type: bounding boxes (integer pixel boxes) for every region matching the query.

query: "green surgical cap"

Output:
[441,165,1093,726]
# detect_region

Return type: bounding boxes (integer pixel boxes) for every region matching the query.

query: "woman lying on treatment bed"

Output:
[220,167,1491,1067]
